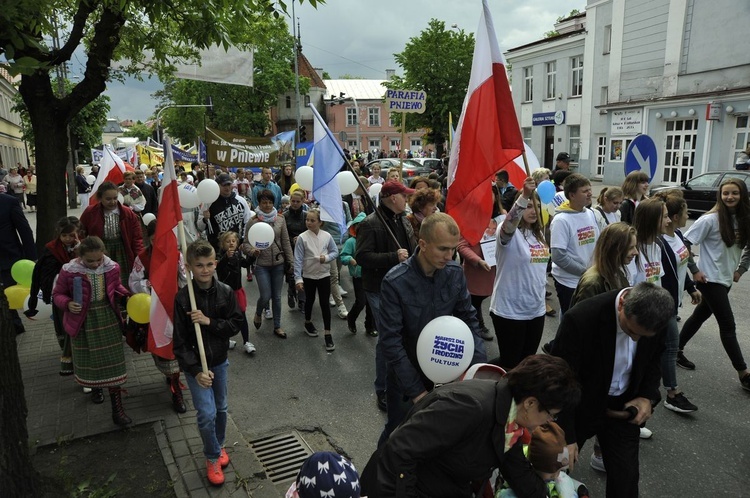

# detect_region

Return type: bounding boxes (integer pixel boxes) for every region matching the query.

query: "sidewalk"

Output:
[17,312,280,498]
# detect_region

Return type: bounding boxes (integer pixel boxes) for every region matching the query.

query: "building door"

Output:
[662,118,698,184]
[544,126,555,170]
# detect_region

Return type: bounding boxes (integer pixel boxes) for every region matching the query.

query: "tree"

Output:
[387,19,474,157]
[156,15,309,143]
[122,121,153,141]
[0,1,323,494]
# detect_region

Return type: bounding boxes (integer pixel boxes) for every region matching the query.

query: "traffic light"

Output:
[299,125,307,142]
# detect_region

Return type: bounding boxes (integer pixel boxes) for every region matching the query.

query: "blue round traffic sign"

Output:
[624,134,658,180]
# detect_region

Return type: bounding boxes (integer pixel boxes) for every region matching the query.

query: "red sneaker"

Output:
[206,459,224,486]
[218,448,230,468]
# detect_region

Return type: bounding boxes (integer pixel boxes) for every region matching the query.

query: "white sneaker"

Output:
[590,452,606,472]
[264,308,273,319]
[329,296,336,307]
[337,304,348,319]
[82,387,92,394]
[228,340,237,350]
[243,342,257,354]
[337,285,348,297]
[639,426,653,439]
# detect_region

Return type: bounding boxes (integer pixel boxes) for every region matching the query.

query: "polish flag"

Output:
[446,0,525,245]
[89,146,126,205]
[147,138,183,355]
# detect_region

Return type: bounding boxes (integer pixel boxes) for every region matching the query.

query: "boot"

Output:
[169,373,187,414]
[91,388,105,404]
[109,387,132,426]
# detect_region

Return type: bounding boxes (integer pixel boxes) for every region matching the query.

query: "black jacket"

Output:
[0,193,36,272]
[216,251,253,291]
[551,290,665,445]
[355,204,417,293]
[283,206,307,242]
[619,198,636,224]
[173,279,243,376]
[135,181,159,216]
[658,230,697,316]
[367,379,546,498]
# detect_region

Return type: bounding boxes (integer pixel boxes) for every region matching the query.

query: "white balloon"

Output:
[187,174,194,184]
[247,222,275,250]
[139,164,149,172]
[197,179,220,205]
[416,316,475,384]
[368,183,382,197]
[336,171,359,195]
[86,174,96,185]
[117,193,124,204]
[247,210,256,219]
[177,183,201,209]
[142,213,156,226]
[296,166,314,191]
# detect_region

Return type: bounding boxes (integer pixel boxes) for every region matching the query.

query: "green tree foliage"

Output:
[387,19,474,156]
[0,0,323,251]
[122,121,153,141]
[156,15,308,142]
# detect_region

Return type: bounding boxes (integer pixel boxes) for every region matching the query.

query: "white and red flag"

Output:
[89,146,126,205]
[446,0,525,245]
[147,138,183,356]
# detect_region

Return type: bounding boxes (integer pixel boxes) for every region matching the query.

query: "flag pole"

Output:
[308,104,402,249]
[178,211,209,374]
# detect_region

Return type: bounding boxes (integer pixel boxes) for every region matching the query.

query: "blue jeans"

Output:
[661,315,679,389]
[185,359,229,460]
[366,291,386,395]
[254,264,285,329]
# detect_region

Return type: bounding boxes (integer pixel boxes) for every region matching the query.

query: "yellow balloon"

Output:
[126,293,151,324]
[4,285,30,310]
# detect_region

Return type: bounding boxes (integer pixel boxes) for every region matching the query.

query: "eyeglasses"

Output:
[543,409,559,422]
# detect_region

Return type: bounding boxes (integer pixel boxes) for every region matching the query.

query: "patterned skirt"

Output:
[103,236,130,288]
[152,354,180,376]
[71,301,127,387]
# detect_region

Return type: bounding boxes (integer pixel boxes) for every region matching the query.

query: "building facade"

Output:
[506,0,750,185]
[0,68,29,168]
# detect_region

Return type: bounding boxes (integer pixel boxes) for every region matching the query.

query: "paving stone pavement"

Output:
[17,312,280,497]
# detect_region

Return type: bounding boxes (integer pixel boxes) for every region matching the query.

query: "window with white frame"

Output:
[523,66,533,102]
[571,56,583,97]
[390,139,400,150]
[663,118,698,183]
[596,136,607,176]
[569,125,580,163]
[369,139,381,150]
[733,116,750,166]
[411,139,421,148]
[545,61,556,99]
[368,107,380,127]
[347,140,357,150]
[522,127,532,147]
[603,25,612,54]
[347,108,357,126]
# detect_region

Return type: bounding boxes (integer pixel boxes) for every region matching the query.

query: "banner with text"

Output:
[385,89,427,114]
[206,128,295,168]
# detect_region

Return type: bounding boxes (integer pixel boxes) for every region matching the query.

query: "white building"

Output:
[506,0,750,185]
[0,68,29,168]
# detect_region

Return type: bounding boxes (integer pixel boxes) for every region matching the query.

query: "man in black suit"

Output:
[552,282,673,498]
[0,190,37,334]
[134,169,159,216]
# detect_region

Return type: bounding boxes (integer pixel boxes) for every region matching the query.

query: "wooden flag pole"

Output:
[399,112,407,170]
[178,219,209,375]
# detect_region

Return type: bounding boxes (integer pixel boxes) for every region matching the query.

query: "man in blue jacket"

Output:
[378,212,486,446]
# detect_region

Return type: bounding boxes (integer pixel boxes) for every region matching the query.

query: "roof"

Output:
[323,80,389,101]
[297,52,326,89]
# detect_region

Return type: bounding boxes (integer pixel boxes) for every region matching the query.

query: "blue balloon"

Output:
[537,180,556,204]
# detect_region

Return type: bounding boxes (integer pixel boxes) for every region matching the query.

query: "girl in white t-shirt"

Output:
[489,178,549,370]
[678,178,750,392]
[367,164,385,186]
[594,186,623,232]
[656,192,702,413]
[628,197,669,285]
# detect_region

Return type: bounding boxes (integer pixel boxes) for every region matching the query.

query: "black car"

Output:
[650,170,750,217]
[364,159,433,184]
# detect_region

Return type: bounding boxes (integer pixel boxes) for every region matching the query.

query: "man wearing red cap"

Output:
[356,181,418,413]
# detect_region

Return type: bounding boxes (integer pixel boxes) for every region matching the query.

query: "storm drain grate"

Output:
[249,430,314,484]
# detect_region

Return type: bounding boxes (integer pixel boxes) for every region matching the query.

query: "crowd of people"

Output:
[3,152,750,496]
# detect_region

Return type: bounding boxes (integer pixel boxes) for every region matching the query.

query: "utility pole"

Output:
[292,3,302,133]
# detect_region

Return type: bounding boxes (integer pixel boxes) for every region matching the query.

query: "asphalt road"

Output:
[30,200,750,497]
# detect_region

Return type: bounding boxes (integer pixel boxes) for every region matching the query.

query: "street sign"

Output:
[339,131,347,142]
[624,134,658,180]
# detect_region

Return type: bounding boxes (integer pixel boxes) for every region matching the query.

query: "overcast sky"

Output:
[104,0,584,122]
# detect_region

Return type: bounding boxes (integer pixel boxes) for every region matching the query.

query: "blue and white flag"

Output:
[308,104,345,235]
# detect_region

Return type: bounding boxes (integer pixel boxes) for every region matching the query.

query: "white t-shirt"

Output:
[550,208,599,288]
[594,206,622,232]
[684,212,742,287]
[662,232,690,306]
[489,220,549,320]
[627,241,664,285]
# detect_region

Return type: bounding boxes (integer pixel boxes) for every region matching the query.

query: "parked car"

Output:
[408,157,443,171]
[649,170,750,217]
[364,159,432,183]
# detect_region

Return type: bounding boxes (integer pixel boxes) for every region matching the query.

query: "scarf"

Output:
[257,207,278,224]
[504,399,525,453]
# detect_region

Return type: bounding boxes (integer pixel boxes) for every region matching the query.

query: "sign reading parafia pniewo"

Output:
[385,89,427,114]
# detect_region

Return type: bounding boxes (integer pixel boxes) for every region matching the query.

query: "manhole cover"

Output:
[249,430,313,484]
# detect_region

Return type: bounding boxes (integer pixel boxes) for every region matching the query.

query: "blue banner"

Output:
[295,142,313,167]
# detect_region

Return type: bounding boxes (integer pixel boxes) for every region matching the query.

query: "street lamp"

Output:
[329,92,360,152]
[156,103,214,143]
